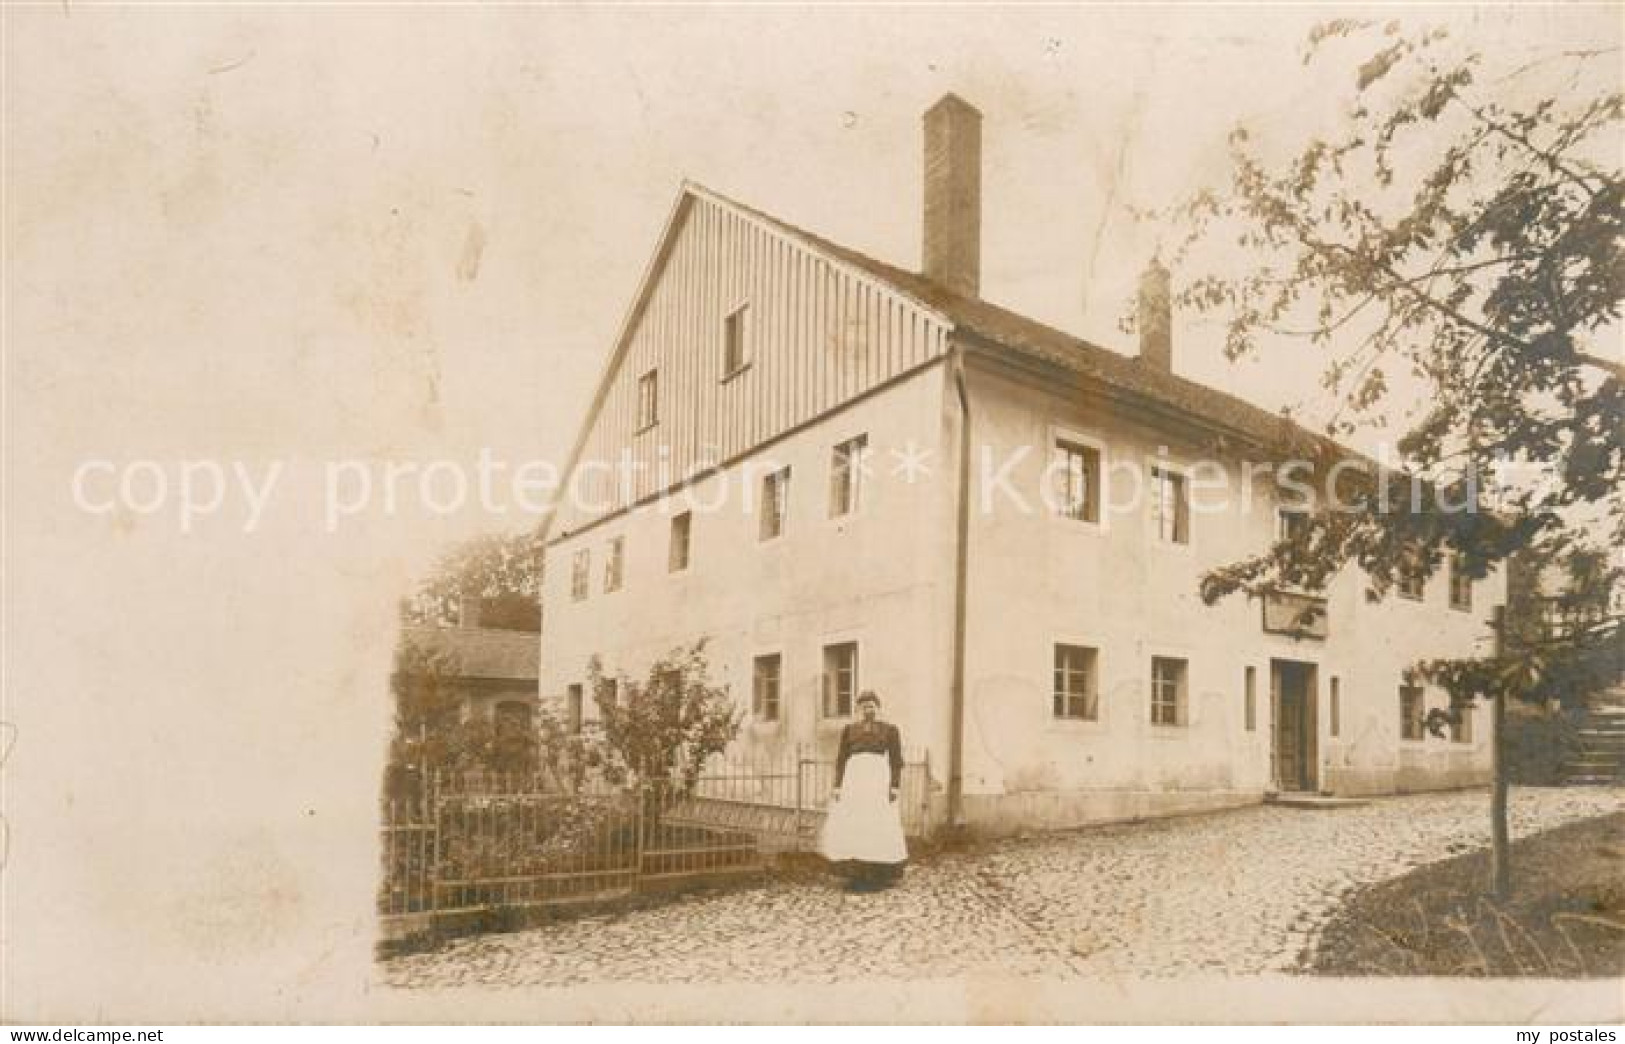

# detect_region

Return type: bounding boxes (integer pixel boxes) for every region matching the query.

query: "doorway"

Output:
[1271,659,1319,793]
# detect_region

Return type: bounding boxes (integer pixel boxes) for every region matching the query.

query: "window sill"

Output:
[825,510,869,533]
[1049,513,1106,534]
[1046,718,1106,736]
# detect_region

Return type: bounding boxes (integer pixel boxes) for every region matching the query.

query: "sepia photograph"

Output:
[3,1,1622,1028]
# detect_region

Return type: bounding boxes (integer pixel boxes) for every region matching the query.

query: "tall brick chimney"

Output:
[1137,257,1172,371]
[922,93,982,299]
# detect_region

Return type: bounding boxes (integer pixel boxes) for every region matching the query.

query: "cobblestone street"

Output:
[382,786,1623,987]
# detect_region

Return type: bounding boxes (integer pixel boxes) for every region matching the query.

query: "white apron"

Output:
[818,751,908,865]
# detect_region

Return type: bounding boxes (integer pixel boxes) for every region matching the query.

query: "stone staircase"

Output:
[1562,684,1625,785]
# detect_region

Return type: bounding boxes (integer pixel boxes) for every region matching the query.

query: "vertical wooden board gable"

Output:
[550,193,951,537]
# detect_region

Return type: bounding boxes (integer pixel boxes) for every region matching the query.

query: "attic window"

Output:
[722,305,750,378]
[637,370,659,431]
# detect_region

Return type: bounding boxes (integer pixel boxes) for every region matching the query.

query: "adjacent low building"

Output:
[539,94,1499,836]
[399,616,540,727]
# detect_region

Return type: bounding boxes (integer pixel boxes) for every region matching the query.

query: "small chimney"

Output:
[457,595,483,628]
[1138,257,1172,371]
[922,93,982,298]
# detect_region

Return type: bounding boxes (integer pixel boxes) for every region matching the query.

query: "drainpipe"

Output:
[947,347,972,830]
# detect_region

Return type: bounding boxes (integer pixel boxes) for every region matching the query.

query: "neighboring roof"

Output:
[399,625,540,682]
[697,182,1339,459]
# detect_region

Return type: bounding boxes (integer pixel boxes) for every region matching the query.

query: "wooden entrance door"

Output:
[1272,660,1318,792]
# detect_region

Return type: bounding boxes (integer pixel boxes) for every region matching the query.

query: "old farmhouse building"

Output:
[539,95,1499,834]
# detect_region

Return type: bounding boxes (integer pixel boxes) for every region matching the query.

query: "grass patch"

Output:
[1308,812,1625,977]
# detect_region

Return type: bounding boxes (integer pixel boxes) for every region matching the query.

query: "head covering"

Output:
[856,690,881,708]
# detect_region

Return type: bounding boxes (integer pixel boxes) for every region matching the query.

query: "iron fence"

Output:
[378,747,935,933]
[677,747,934,845]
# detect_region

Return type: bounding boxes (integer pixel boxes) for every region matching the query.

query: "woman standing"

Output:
[818,690,908,890]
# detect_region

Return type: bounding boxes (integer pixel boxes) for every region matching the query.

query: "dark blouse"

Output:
[835,720,904,789]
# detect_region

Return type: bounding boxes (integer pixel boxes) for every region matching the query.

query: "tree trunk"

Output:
[1489,605,1511,898]
[1490,686,1510,897]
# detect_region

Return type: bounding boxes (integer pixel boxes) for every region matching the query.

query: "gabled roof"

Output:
[545,182,1348,544]
[696,183,1337,458]
[399,625,540,683]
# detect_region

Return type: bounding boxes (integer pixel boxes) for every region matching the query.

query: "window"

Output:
[1400,684,1425,741]
[636,370,659,430]
[494,700,533,732]
[1053,644,1100,720]
[604,536,624,593]
[1451,703,1473,744]
[753,653,782,722]
[1274,510,1320,594]
[1449,555,1474,611]
[1398,561,1426,601]
[1152,468,1189,544]
[1277,508,1309,544]
[1330,677,1341,738]
[1538,596,1598,641]
[829,435,868,518]
[1052,440,1101,523]
[1244,666,1257,732]
[570,549,590,602]
[1151,656,1188,727]
[822,642,859,718]
[760,467,790,541]
[566,684,584,735]
[668,511,691,573]
[723,305,750,376]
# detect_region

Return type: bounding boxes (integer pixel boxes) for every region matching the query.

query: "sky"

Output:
[3,3,1620,1020]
